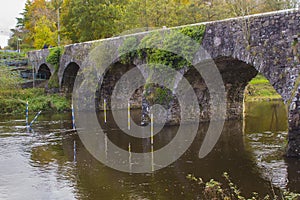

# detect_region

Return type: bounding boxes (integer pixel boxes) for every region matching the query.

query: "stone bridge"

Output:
[28,9,300,158]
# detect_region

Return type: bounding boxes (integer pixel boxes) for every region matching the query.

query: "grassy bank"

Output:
[0,88,71,115]
[0,66,70,115]
[245,74,282,101]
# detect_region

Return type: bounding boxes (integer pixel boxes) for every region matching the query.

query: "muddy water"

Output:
[0,101,299,199]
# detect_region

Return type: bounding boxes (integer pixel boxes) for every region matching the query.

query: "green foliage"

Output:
[33,15,57,49]
[47,70,59,89]
[245,74,281,101]
[61,0,123,43]
[144,83,173,106]
[46,46,63,67]
[292,40,298,47]
[118,25,205,69]
[0,51,28,66]
[0,66,22,90]
[179,25,206,43]
[0,88,70,115]
[0,51,27,59]
[118,26,205,107]
[187,172,300,200]
[249,74,270,85]
[0,67,70,114]
[119,36,139,64]
[133,25,206,70]
[46,46,63,89]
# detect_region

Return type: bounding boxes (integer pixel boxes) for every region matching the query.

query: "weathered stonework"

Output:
[28,9,300,157]
[288,35,300,157]
[287,85,300,157]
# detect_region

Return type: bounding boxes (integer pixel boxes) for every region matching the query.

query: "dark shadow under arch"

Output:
[37,64,51,80]
[61,62,80,94]
[95,61,141,111]
[182,56,258,121]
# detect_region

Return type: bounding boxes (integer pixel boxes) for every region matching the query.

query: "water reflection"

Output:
[244,101,290,189]
[244,101,288,134]
[0,101,299,200]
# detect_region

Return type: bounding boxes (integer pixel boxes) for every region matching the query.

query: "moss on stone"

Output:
[118,25,206,71]
[46,47,63,90]
[118,36,139,64]
[144,83,173,106]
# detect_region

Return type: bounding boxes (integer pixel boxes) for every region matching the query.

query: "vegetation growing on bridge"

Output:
[119,25,206,69]
[138,25,206,70]
[144,83,173,106]
[46,47,63,89]
[292,35,299,63]
[119,37,139,64]
[119,25,206,108]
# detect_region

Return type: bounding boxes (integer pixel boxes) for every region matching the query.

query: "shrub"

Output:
[46,47,63,89]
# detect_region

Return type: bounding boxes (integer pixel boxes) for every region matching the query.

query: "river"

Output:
[0,101,299,199]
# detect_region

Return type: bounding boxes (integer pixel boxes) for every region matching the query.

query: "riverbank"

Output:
[0,88,71,115]
[0,65,70,115]
[245,74,282,101]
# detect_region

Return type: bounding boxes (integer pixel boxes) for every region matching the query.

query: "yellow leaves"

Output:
[33,16,57,49]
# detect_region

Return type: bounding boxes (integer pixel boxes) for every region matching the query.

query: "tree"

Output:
[9,0,299,50]
[33,16,57,48]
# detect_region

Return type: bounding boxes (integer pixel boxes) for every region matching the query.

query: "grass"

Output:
[245,74,282,101]
[0,65,70,115]
[0,88,71,115]
[0,51,27,66]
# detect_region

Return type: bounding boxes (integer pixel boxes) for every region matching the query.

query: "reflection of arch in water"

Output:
[269,103,280,131]
[37,64,51,80]
[243,89,288,134]
[61,62,80,93]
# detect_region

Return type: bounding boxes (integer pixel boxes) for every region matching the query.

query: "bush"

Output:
[186,172,300,200]
[117,25,206,70]
[46,47,63,89]
[46,47,63,67]
[0,66,22,90]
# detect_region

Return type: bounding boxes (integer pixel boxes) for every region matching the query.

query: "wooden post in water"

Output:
[104,99,107,124]
[25,101,29,127]
[128,102,131,130]
[128,143,132,173]
[150,113,154,172]
[105,133,108,159]
[73,140,76,163]
[71,103,76,130]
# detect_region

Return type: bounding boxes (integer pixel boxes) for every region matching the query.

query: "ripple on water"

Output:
[246,132,288,189]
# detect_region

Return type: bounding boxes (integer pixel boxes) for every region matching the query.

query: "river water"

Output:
[0,101,299,199]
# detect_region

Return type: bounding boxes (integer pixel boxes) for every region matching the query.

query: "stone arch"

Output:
[215,57,261,119]
[95,61,141,111]
[37,64,51,80]
[184,56,288,121]
[179,56,259,122]
[61,62,80,93]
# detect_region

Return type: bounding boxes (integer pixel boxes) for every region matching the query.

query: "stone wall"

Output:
[28,9,300,103]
